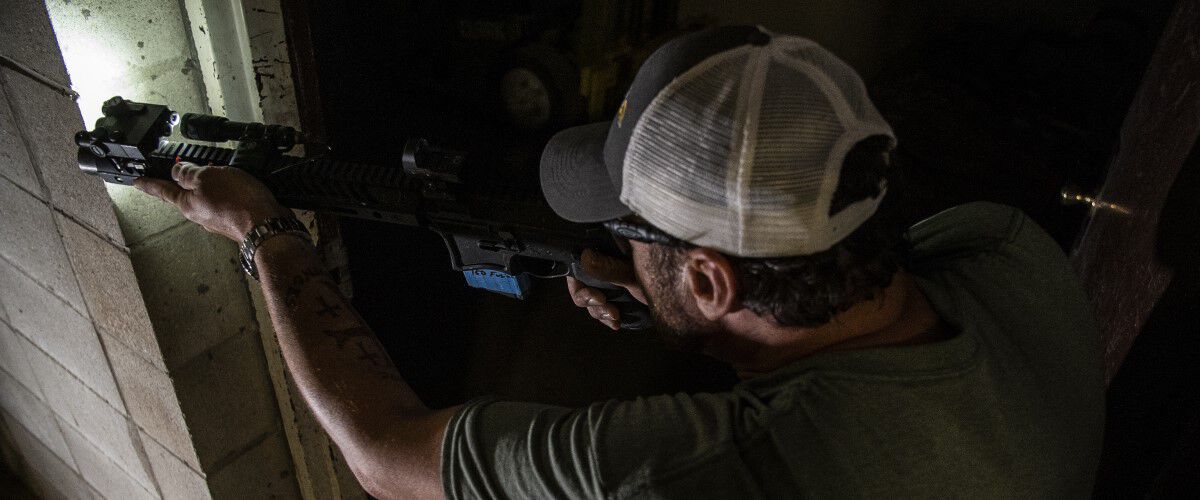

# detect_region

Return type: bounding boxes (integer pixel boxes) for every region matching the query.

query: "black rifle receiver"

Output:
[76,96,652,330]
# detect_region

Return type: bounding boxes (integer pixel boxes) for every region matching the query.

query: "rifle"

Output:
[76,96,651,330]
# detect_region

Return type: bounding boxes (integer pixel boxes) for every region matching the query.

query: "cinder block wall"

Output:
[0,3,209,499]
[107,188,302,499]
[1,1,303,498]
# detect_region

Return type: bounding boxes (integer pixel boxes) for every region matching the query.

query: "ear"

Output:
[682,248,740,321]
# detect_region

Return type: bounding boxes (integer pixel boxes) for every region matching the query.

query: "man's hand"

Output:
[134,162,292,241]
[566,249,649,331]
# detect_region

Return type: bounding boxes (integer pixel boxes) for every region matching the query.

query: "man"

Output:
[136,26,1105,499]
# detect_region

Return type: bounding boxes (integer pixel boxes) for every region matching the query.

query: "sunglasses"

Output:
[602,218,693,249]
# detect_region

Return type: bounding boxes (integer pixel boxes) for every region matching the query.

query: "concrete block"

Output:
[0,369,71,463]
[0,69,124,246]
[0,260,122,408]
[24,351,155,489]
[142,432,212,500]
[0,320,41,397]
[0,82,42,196]
[61,421,159,500]
[173,329,282,471]
[59,214,165,370]
[207,431,300,500]
[0,177,86,311]
[103,329,200,471]
[130,223,257,370]
[2,412,97,500]
[0,0,72,84]
[106,184,188,247]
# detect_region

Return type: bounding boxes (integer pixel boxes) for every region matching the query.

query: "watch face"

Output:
[501,67,552,129]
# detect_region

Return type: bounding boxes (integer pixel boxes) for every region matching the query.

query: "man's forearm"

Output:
[133,163,450,498]
[254,234,451,499]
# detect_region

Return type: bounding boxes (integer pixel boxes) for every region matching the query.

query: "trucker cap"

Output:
[540,25,896,258]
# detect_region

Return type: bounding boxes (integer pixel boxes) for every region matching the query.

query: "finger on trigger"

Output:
[566,276,583,295]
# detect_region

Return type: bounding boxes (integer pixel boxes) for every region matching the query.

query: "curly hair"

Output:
[650,135,905,327]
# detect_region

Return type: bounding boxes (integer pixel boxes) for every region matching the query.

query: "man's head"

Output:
[619,135,902,352]
[540,26,900,351]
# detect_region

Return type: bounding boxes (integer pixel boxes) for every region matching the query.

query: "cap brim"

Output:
[540,121,633,223]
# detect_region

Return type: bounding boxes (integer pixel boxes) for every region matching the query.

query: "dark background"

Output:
[297,0,1190,495]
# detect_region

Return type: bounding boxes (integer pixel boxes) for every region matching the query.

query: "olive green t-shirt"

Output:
[441,202,1106,499]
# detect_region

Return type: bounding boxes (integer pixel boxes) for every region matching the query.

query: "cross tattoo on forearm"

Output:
[315,294,343,318]
[355,340,384,367]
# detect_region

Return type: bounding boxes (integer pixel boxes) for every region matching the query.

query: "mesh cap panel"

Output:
[623,48,751,243]
[621,33,895,257]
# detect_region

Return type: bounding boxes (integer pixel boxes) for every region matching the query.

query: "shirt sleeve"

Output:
[440,391,751,499]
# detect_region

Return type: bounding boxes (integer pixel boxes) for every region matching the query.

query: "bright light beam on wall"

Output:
[53,31,126,126]
[45,0,215,201]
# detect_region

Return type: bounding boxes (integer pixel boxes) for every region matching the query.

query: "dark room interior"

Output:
[0,0,1196,498]
[295,0,1195,496]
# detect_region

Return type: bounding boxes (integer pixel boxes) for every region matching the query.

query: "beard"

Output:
[644,262,722,353]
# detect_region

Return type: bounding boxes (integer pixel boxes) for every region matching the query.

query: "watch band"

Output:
[239,216,311,281]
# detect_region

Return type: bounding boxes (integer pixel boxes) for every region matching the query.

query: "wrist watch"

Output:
[239,216,311,281]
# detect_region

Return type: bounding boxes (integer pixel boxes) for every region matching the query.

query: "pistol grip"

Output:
[570,262,653,331]
[600,287,653,331]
